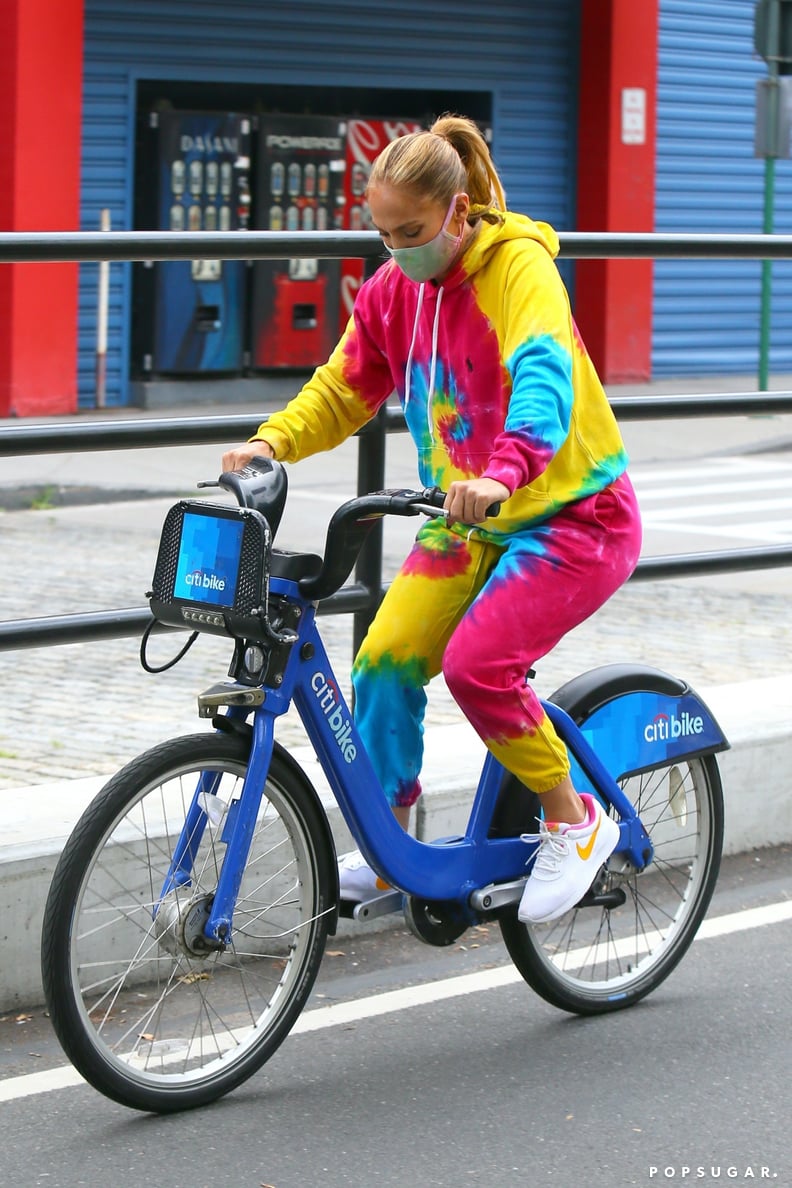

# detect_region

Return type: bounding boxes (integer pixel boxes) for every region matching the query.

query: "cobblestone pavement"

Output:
[0,491,789,792]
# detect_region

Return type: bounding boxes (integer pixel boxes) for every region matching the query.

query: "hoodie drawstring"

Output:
[427,287,443,444]
[404,282,443,446]
[403,283,424,413]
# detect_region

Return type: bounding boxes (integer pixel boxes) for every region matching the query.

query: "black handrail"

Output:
[2,392,792,458]
[3,229,792,262]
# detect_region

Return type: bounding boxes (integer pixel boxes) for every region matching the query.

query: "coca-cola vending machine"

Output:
[132,109,252,375]
[338,118,424,334]
[250,114,347,369]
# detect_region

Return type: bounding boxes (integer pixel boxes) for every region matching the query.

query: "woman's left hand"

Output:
[444,477,511,525]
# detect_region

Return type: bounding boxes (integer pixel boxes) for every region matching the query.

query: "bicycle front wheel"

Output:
[41,733,334,1112]
[500,753,723,1014]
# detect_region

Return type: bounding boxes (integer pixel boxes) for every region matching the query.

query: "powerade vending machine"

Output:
[133,109,252,375]
[250,114,347,369]
[339,118,423,334]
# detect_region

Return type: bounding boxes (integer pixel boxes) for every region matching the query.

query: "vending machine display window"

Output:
[132,109,251,376]
[250,114,347,370]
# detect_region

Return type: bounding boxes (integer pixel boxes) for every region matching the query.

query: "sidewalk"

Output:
[1,374,791,1010]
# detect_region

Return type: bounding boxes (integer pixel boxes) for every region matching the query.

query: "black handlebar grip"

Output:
[421,486,448,509]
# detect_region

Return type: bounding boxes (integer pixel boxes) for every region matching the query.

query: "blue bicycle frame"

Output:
[158,572,729,948]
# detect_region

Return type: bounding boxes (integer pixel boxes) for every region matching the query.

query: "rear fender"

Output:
[548,663,729,787]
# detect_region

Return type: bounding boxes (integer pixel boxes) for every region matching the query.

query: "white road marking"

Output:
[632,455,792,545]
[635,476,792,502]
[1,897,790,1104]
[641,496,792,522]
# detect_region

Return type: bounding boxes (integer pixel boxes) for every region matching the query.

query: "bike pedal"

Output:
[338,890,402,921]
[575,886,627,910]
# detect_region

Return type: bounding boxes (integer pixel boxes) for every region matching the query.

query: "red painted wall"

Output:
[0,0,83,417]
[575,0,658,383]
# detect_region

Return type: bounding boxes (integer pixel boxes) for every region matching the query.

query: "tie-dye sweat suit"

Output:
[253,211,642,807]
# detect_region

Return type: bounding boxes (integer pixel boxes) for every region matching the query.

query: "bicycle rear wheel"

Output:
[500,752,723,1014]
[41,733,334,1112]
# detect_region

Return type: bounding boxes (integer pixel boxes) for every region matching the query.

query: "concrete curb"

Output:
[2,674,791,1011]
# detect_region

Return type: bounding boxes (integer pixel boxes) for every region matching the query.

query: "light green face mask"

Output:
[386,195,464,283]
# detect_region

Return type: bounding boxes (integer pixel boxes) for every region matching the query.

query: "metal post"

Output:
[759,113,777,392]
[352,406,388,662]
[96,209,110,407]
[759,0,781,391]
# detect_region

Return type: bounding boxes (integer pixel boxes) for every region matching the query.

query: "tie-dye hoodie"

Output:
[253,210,628,539]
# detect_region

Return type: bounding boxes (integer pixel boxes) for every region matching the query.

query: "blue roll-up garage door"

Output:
[80,0,580,408]
[654,0,792,377]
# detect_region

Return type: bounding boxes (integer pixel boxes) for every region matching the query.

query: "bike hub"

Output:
[154,892,225,957]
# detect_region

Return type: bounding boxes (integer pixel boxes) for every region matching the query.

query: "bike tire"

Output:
[41,732,334,1112]
[500,752,723,1015]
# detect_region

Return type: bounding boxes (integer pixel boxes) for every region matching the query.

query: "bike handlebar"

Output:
[205,458,500,603]
[296,488,446,601]
[299,485,501,601]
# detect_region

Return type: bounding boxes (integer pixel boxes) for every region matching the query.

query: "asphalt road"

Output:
[0,845,790,1188]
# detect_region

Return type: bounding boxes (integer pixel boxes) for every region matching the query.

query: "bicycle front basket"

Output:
[148,499,270,639]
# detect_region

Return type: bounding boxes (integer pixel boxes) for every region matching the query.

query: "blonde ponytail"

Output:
[429,114,506,217]
[367,112,506,224]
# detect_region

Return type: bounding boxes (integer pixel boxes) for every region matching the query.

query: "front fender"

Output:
[549,663,729,783]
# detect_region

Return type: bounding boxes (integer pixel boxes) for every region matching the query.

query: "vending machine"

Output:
[338,117,424,335]
[132,109,252,375]
[250,114,347,370]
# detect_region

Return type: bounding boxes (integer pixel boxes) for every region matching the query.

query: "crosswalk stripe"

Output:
[630,454,792,547]
[645,520,792,543]
[635,476,792,502]
[642,495,792,522]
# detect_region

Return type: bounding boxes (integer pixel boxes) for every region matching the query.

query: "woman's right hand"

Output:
[221,439,275,472]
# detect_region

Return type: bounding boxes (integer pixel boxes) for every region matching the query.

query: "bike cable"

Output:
[139,618,199,674]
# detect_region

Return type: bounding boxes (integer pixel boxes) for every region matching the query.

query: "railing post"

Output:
[352,405,388,661]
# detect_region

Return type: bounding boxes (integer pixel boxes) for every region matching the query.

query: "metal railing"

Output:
[1,230,792,657]
[4,229,792,262]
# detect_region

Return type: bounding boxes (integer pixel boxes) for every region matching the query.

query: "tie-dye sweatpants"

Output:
[351,473,642,807]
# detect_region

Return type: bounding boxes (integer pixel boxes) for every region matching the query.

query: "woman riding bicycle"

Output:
[222,113,642,924]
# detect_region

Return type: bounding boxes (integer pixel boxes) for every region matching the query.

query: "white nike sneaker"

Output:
[517,794,620,924]
[337,850,392,903]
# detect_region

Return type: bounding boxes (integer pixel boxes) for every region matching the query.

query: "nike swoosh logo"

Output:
[576,816,601,861]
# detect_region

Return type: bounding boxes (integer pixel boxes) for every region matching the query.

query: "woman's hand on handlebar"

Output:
[221,440,275,472]
[444,477,510,525]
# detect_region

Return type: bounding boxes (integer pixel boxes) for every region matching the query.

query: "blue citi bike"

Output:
[41,458,727,1113]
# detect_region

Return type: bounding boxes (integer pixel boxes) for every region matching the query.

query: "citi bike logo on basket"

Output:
[311,673,357,763]
[643,710,704,744]
[185,568,226,593]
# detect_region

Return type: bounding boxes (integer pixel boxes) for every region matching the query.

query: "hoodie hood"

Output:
[448,210,560,289]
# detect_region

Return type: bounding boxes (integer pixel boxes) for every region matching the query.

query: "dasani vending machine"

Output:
[133,109,252,375]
